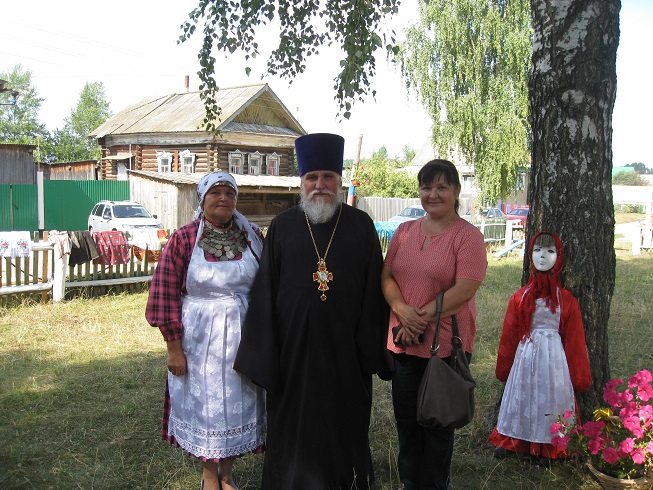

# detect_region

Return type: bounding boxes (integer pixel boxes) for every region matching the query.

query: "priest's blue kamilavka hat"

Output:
[295,133,345,176]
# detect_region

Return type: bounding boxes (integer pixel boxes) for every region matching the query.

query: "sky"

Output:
[1,0,651,165]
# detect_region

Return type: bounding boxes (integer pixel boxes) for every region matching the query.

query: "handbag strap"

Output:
[429,292,463,356]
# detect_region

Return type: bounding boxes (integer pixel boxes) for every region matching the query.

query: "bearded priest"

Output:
[234,132,393,490]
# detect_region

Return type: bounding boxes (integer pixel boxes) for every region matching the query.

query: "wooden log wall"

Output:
[217,145,294,175]
[120,144,294,176]
[102,142,296,178]
[139,146,213,174]
[100,145,144,180]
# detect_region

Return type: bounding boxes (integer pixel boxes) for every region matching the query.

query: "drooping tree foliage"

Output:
[399,0,532,203]
[178,0,401,130]
[52,82,112,162]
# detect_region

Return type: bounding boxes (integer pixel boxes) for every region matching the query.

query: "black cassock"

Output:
[234,204,392,490]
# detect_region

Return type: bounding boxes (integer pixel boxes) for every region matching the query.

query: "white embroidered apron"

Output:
[496,297,575,443]
[167,220,266,459]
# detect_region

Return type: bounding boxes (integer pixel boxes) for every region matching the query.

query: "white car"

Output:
[88,201,163,242]
[389,205,426,222]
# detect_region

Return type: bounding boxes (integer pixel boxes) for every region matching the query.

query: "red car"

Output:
[505,207,529,226]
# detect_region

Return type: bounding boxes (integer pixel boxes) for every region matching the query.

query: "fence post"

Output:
[632,226,641,256]
[505,220,513,247]
[52,251,69,302]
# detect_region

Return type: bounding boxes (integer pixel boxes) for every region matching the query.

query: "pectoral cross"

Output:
[312,258,333,301]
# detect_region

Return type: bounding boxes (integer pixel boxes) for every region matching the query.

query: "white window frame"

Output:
[179,149,196,173]
[248,151,262,175]
[229,150,244,174]
[266,152,280,176]
[157,151,173,172]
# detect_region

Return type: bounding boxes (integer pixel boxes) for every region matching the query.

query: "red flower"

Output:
[602,447,620,465]
[583,421,606,439]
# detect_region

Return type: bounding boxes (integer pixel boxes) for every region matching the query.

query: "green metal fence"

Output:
[0,184,38,231]
[0,181,129,232]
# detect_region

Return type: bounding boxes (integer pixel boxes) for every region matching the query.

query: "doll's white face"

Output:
[532,244,557,272]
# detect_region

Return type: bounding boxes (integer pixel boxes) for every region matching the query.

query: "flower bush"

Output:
[550,369,653,479]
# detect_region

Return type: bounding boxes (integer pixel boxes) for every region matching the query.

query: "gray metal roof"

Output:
[90,84,305,138]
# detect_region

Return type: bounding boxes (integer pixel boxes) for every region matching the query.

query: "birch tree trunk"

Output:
[528,0,620,419]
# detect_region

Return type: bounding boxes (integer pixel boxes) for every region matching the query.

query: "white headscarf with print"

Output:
[195,172,263,259]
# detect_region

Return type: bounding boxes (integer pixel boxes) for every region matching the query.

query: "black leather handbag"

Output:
[416,292,476,429]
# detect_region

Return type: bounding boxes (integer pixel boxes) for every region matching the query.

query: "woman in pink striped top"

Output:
[382,159,488,490]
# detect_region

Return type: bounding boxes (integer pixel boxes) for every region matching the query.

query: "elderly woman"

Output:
[146,172,265,490]
[382,159,487,489]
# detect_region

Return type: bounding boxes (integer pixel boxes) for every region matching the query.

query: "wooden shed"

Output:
[0,143,36,184]
[42,160,97,180]
[128,170,322,230]
[90,83,305,181]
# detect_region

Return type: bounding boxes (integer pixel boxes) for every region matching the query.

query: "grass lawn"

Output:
[1,238,651,489]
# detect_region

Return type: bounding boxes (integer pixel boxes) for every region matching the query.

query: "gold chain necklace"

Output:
[304,204,342,301]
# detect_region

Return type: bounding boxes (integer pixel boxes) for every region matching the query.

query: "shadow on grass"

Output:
[4,247,647,490]
[0,350,206,490]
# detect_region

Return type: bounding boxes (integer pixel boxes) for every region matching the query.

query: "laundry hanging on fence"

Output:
[0,231,32,258]
[48,230,72,258]
[92,231,130,265]
[130,228,166,263]
[68,231,100,266]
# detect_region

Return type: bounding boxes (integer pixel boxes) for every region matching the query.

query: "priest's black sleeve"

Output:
[234,218,280,393]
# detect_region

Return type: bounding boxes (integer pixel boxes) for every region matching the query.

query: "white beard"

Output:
[300,192,340,224]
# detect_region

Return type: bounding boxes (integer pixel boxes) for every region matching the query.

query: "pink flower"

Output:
[620,401,639,420]
[583,421,606,439]
[588,438,604,455]
[551,434,569,450]
[639,404,653,425]
[602,447,620,464]
[622,415,645,438]
[556,370,652,478]
[604,381,622,407]
[606,378,624,390]
[620,389,634,404]
[618,438,635,455]
[629,370,652,387]
[631,448,646,465]
[637,384,653,402]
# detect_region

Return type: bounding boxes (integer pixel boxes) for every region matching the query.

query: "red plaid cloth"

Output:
[92,231,130,265]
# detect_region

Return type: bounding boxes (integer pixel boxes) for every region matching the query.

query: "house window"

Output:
[229,150,244,174]
[249,151,262,175]
[267,152,280,176]
[157,151,173,172]
[179,149,195,173]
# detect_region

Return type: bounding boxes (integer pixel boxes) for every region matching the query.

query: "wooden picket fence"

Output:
[0,234,157,304]
[0,220,523,304]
